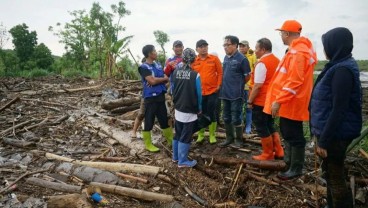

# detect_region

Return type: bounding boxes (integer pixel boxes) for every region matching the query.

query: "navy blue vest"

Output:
[141,62,167,99]
[310,58,362,141]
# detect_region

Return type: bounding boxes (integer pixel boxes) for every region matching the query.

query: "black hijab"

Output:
[322,27,353,67]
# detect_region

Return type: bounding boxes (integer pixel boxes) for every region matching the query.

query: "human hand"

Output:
[271,101,280,118]
[247,104,253,109]
[316,145,327,158]
[169,61,177,67]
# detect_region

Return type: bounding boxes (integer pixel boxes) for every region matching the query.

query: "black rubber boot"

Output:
[283,140,291,169]
[277,146,305,180]
[219,123,234,147]
[231,125,244,149]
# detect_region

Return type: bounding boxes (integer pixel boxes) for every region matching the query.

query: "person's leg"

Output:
[177,120,197,168]
[207,93,218,144]
[142,102,159,152]
[251,105,274,160]
[219,99,234,147]
[243,90,252,134]
[172,120,183,162]
[156,101,172,145]
[131,98,145,138]
[323,140,353,208]
[231,98,244,148]
[196,95,209,143]
[215,98,222,125]
[278,117,305,180]
[268,115,284,159]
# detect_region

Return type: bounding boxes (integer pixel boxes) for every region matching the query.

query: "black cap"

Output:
[173,40,183,47]
[196,39,208,48]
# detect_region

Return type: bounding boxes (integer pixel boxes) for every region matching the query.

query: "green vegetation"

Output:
[315,60,368,71]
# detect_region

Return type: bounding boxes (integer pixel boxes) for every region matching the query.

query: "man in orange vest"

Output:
[263,20,317,180]
[247,38,281,161]
[192,39,223,144]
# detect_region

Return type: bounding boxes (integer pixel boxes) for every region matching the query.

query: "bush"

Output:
[27,68,52,77]
[62,69,93,78]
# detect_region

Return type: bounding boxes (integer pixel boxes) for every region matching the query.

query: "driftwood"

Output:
[46,153,162,176]
[110,103,140,114]
[0,96,20,112]
[213,201,237,207]
[0,118,37,137]
[247,172,279,186]
[46,194,92,208]
[19,116,49,133]
[90,182,174,202]
[101,97,140,110]
[22,98,78,109]
[85,116,145,155]
[120,109,139,120]
[3,137,36,148]
[116,172,148,184]
[20,82,106,96]
[200,154,286,171]
[26,177,82,193]
[0,168,49,194]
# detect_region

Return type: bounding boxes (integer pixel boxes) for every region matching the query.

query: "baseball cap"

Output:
[196,39,208,48]
[239,40,249,46]
[173,40,183,47]
[183,48,196,64]
[276,20,302,33]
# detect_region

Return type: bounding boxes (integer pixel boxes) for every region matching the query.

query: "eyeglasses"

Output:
[223,43,234,47]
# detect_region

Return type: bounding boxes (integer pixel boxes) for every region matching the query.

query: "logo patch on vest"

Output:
[176,70,191,80]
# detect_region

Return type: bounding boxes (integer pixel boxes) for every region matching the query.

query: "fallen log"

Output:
[110,103,140,114]
[46,194,92,208]
[90,182,174,202]
[116,172,149,184]
[46,153,162,176]
[3,137,36,148]
[200,154,286,171]
[22,98,78,109]
[26,177,82,193]
[0,96,20,112]
[20,82,106,96]
[247,172,279,186]
[85,116,145,155]
[101,97,140,110]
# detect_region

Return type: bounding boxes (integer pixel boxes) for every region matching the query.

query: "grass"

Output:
[315,59,368,71]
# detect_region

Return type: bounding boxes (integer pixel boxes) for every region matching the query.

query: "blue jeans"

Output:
[222,98,243,126]
[243,90,252,127]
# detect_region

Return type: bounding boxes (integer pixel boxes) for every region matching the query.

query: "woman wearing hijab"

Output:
[310,27,362,208]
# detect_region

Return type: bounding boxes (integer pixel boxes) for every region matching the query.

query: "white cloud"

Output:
[0,0,367,61]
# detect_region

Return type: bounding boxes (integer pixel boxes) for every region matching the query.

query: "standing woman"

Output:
[310,27,362,208]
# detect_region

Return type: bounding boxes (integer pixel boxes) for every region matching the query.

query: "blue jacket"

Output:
[310,58,362,145]
[140,62,167,99]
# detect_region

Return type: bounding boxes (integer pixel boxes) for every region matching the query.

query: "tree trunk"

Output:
[47,194,92,208]
[26,177,82,193]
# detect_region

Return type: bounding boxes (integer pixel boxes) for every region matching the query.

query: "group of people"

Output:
[135,20,362,208]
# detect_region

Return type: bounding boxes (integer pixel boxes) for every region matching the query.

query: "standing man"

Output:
[192,39,223,144]
[239,40,257,134]
[247,38,282,160]
[219,35,251,148]
[139,45,174,152]
[263,20,317,180]
[171,48,202,168]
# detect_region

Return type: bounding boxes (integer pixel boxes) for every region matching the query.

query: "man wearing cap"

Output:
[171,48,202,168]
[263,20,317,180]
[192,39,223,144]
[239,40,257,134]
[219,35,251,148]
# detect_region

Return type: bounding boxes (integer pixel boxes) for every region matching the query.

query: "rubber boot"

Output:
[178,141,197,168]
[252,136,274,160]
[142,131,160,152]
[162,127,173,145]
[172,139,179,163]
[283,140,291,168]
[278,146,305,180]
[231,125,244,149]
[196,128,205,143]
[272,132,284,159]
[209,122,217,144]
[219,123,235,147]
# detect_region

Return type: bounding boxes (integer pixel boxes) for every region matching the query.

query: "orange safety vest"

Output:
[263,37,317,121]
[251,53,280,106]
[192,54,223,96]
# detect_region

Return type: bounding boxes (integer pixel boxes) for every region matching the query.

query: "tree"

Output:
[9,24,37,67]
[153,30,169,62]
[32,43,54,69]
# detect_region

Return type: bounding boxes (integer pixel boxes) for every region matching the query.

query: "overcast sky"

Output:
[1,0,367,61]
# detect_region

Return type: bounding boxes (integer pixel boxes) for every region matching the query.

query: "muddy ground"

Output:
[0,76,367,208]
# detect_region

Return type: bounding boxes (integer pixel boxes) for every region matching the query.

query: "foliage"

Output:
[9,23,37,65]
[32,43,54,69]
[153,30,169,62]
[0,49,19,73]
[315,59,368,71]
[49,1,133,78]
[116,55,139,80]
[156,50,166,67]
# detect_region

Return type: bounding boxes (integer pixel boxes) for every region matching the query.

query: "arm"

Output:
[275,54,307,104]
[196,74,202,112]
[145,74,169,86]
[318,67,354,149]
[215,56,223,91]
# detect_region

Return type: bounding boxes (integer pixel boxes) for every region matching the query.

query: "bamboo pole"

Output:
[46,153,162,176]
[90,182,174,202]
[0,96,20,112]
[347,127,368,153]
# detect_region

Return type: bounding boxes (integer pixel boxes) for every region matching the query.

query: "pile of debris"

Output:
[0,76,367,208]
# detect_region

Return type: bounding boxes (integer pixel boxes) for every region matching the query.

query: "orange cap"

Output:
[276,20,302,33]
